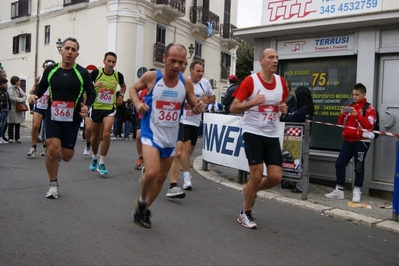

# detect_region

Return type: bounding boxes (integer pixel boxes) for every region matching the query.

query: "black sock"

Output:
[170,183,177,189]
[33,145,37,149]
[86,142,90,148]
[244,210,252,216]
[50,180,58,186]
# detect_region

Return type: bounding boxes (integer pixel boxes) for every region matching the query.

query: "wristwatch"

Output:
[120,93,124,97]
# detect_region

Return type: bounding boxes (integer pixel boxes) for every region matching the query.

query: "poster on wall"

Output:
[280,56,357,150]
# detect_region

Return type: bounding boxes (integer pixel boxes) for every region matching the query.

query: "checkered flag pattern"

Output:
[286,127,302,136]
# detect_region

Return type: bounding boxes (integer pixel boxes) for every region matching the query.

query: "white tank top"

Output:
[141,70,187,148]
[242,73,283,138]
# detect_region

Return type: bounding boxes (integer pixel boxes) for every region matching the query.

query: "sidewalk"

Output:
[193,156,399,234]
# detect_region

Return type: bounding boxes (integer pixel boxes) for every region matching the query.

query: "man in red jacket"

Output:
[325,83,377,203]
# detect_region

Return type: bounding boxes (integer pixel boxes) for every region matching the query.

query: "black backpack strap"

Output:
[362,102,370,117]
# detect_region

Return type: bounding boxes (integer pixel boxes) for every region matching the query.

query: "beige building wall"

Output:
[0,0,240,121]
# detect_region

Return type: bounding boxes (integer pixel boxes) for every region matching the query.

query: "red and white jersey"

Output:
[236,73,287,138]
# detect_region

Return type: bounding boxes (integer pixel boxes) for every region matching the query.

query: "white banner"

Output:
[202,113,284,174]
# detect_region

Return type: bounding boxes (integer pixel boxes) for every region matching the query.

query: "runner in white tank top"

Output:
[230,48,289,229]
[129,43,206,228]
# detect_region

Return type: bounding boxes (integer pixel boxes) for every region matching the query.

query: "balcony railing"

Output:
[189,6,219,33]
[153,42,166,64]
[64,0,89,7]
[221,65,229,80]
[151,0,186,14]
[220,23,241,43]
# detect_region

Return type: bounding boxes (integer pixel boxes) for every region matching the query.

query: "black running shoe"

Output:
[132,200,152,228]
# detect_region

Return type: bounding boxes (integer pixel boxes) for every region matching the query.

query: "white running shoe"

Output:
[237,210,257,229]
[352,189,362,203]
[325,188,344,199]
[83,146,91,156]
[40,147,47,157]
[166,186,186,198]
[183,174,193,190]
[27,147,38,157]
[46,185,59,199]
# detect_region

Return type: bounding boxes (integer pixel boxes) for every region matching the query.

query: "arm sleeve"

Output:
[118,72,125,85]
[282,106,309,122]
[83,71,96,107]
[90,69,99,82]
[33,67,51,99]
[359,105,377,130]
[233,77,253,102]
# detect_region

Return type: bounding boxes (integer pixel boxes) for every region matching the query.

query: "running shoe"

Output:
[97,163,109,175]
[0,138,7,144]
[237,210,257,229]
[83,146,91,156]
[46,184,59,199]
[89,158,98,171]
[166,186,186,199]
[135,157,143,170]
[132,199,152,228]
[27,147,38,157]
[183,174,193,190]
[40,147,47,157]
[8,139,14,143]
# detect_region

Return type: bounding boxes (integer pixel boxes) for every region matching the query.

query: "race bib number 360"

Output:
[51,101,75,122]
[258,105,279,127]
[154,100,181,127]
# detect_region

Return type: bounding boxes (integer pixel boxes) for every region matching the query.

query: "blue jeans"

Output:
[0,111,9,137]
[124,120,132,139]
[335,140,370,188]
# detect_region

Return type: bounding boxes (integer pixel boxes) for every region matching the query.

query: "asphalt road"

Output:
[1,131,399,266]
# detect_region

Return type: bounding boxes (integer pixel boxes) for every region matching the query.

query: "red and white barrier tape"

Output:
[308,120,399,138]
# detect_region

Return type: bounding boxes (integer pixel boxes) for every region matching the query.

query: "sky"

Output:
[237,0,263,28]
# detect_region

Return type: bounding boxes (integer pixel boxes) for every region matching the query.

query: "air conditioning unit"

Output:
[210,79,218,88]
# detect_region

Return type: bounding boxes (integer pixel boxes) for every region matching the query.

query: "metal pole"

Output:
[392,139,399,221]
[301,118,311,200]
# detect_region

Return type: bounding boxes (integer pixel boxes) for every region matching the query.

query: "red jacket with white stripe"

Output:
[338,98,377,142]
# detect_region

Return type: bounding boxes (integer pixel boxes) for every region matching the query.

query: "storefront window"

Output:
[280,56,357,150]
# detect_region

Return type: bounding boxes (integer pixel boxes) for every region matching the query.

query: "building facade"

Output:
[0,0,240,115]
[235,0,399,195]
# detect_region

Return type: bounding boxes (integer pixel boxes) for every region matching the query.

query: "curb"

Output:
[193,156,399,234]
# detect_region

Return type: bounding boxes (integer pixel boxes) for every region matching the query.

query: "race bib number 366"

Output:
[154,100,181,127]
[51,101,75,122]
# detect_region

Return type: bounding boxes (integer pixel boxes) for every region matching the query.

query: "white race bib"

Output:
[97,88,114,105]
[36,94,49,109]
[258,105,279,127]
[51,101,75,122]
[154,100,181,127]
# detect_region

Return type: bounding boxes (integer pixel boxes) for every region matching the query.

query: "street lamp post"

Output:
[56,38,63,53]
[187,43,195,59]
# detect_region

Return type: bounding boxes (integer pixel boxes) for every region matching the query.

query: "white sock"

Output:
[183,172,190,179]
[99,155,106,165]
[92,154,98,159]
[354,186,361,192]
[336,185,344,191]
